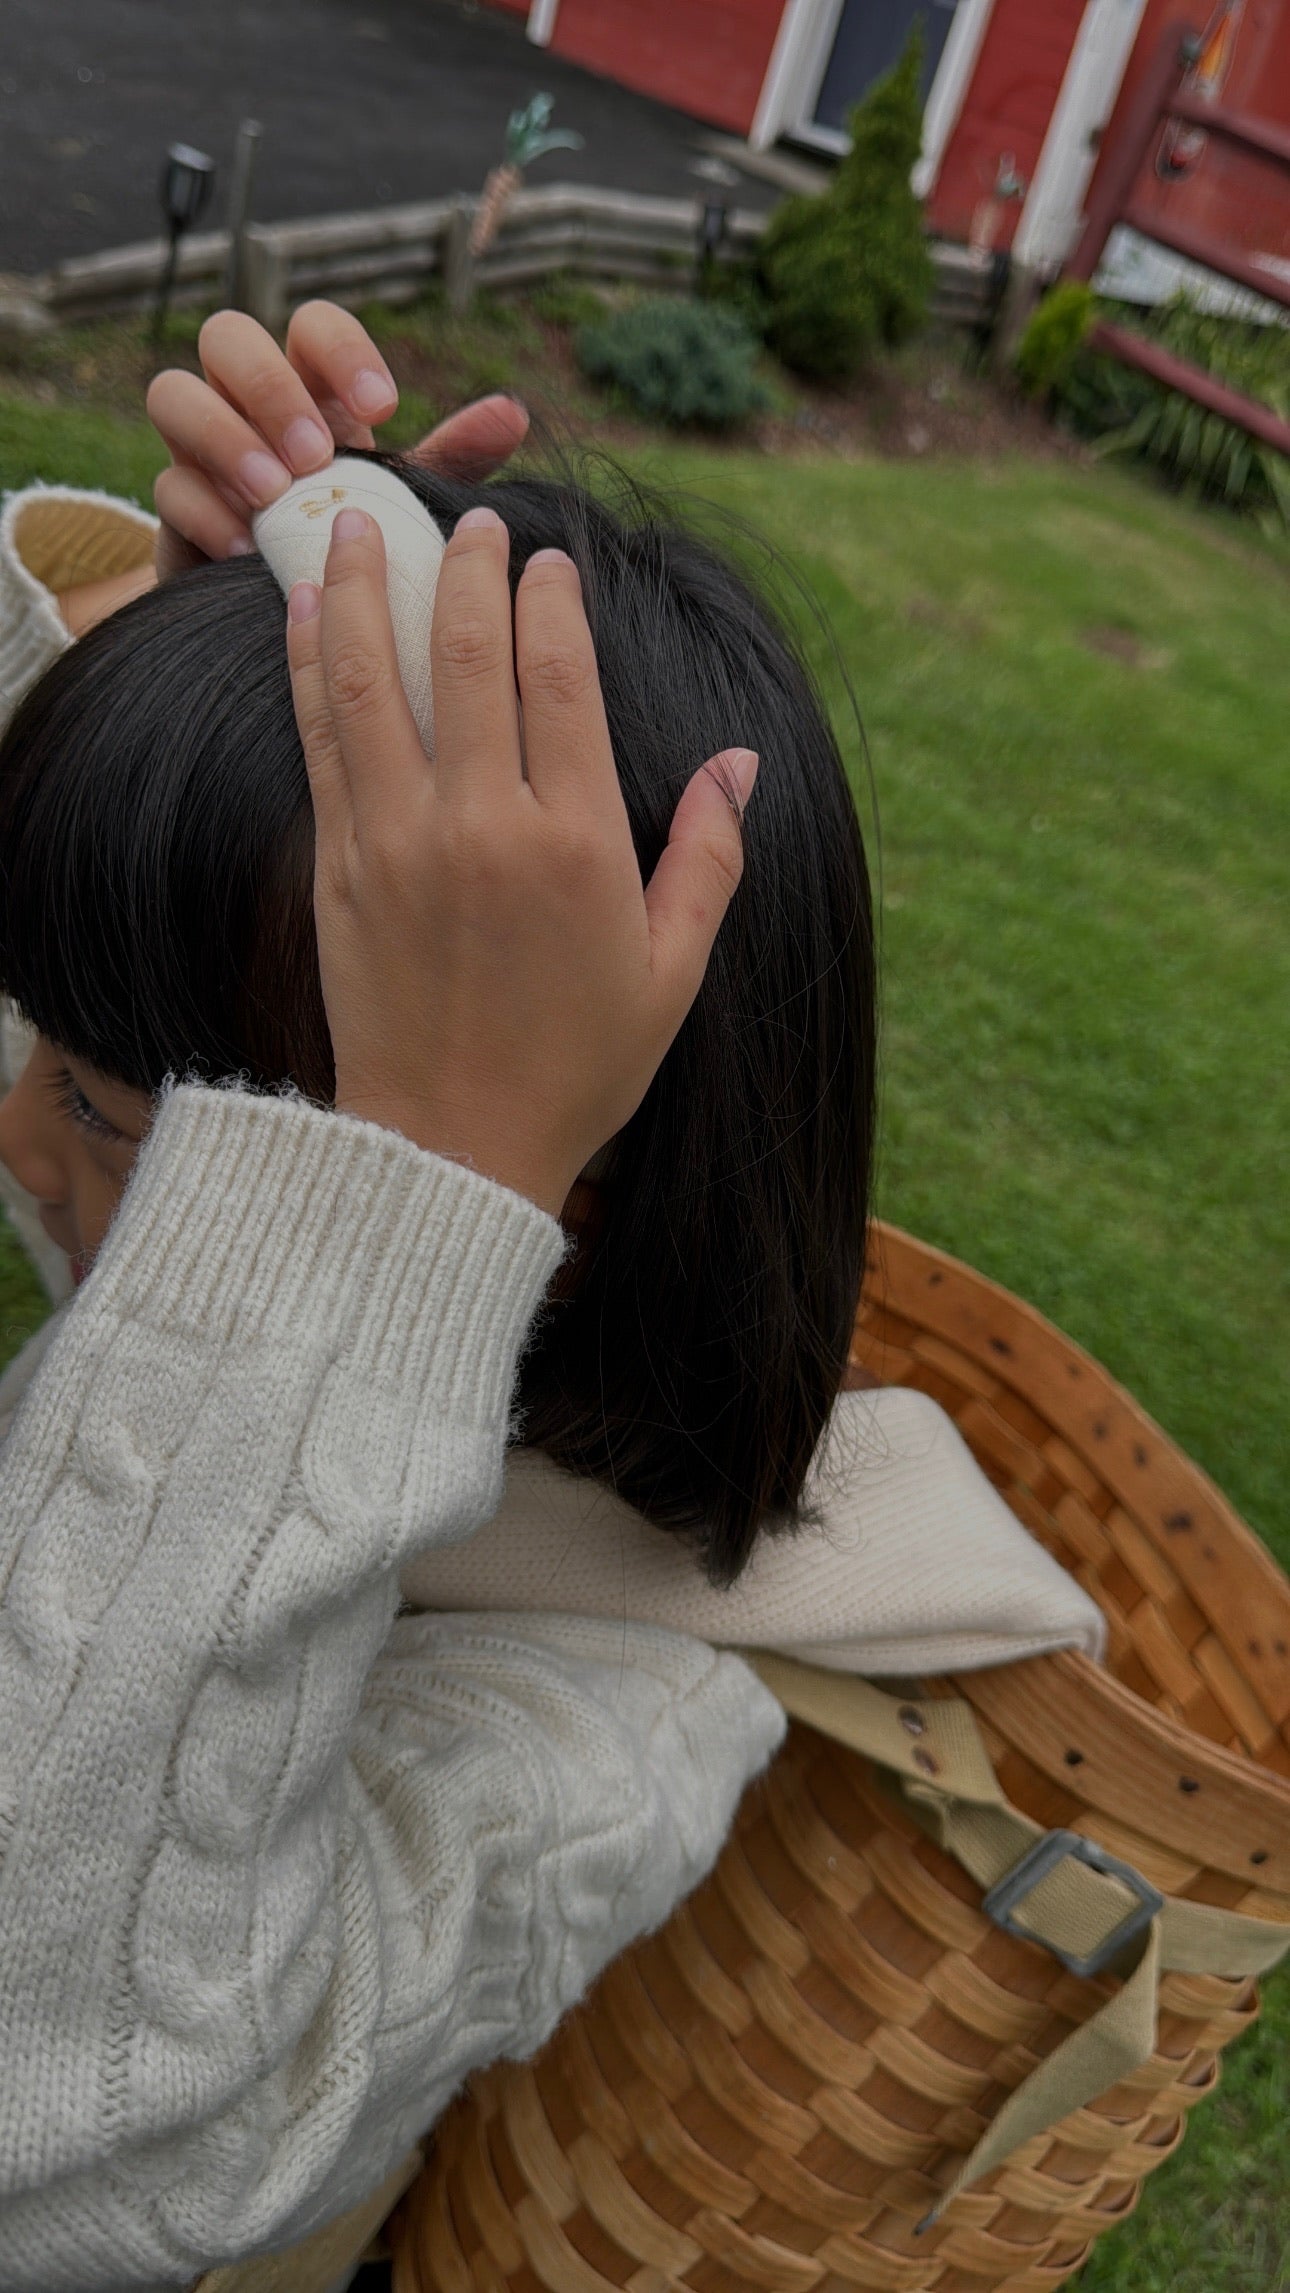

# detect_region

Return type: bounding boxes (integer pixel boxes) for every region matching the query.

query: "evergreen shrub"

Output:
[575,296,769,428]
[1013,280,1095,400]
[759,26,933,381]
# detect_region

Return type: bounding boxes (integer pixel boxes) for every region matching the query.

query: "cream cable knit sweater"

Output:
[0,490,786,2289]
[0,1082,784,2293]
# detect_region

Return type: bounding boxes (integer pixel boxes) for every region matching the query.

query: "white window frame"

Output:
[751,0,997,191]
[1012,0,1149,270]
[527,0,560,47]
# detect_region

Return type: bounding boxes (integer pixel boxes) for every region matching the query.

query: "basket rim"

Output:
[855,1222,1290,1894]
[859,1220,1290,1728]
[960,1647,1290,1889]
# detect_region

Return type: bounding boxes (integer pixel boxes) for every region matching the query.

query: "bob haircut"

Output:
[0,453,875,1585]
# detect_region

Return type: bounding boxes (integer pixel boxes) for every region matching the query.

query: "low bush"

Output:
[1014,280,1095,401]
[1058,295,1290,531]
[758,26,932,381]
[700,257,771,342]
[528,274,610,331]
[575,296,769,428]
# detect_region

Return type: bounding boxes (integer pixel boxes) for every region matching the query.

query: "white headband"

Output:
[252,456,447,755]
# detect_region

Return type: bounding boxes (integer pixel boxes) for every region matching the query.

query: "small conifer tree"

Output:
[760,24,933,381]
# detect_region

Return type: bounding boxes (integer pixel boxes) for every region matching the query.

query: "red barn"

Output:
[493,0,1290,293]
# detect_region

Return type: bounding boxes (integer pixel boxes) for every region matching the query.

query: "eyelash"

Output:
[48,1068,126,1145]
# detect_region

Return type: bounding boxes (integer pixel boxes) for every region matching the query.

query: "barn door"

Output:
[809,0,962,139]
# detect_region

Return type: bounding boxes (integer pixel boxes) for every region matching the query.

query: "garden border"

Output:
[5,184,996,335]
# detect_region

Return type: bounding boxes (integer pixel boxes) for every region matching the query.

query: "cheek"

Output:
[71,1156,136,1258]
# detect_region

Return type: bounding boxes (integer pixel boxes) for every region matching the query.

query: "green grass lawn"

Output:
[0,389,1287,2289]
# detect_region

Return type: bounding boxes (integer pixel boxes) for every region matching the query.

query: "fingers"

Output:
[408,393,529,480]
[199,310,341,476]
[285,582,351,852]
[285,301,399,451]
[642,750,758,1018]
[315,510,429,827]
[513,549,622,824]
[146,367,294,517]
[430,508,524,806]
[154,463,255,566]
[149,307,400,573]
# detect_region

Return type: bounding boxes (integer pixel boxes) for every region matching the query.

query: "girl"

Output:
[0,309,1094,2292]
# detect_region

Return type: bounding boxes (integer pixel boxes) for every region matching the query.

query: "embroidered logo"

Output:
[299,487,349,518]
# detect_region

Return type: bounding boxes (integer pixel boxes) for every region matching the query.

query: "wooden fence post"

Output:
[444,199,475,314]
[241,225,289,334]
[223,119,263,310]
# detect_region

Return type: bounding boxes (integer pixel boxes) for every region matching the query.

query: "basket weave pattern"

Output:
[390,1222,1290,2293]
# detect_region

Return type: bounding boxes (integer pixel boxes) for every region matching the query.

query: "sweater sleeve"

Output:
[0,1084,784,2292]
[0,482,158,737]
[0,484,160,1306]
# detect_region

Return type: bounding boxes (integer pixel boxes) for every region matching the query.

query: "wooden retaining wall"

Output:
[12,182,996,334]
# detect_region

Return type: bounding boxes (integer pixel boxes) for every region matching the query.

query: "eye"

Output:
[47,1066,127,1146]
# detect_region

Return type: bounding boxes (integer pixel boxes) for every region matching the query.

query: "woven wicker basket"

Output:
[386,1218,1290,2293]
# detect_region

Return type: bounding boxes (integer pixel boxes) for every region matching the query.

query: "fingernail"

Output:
[239,449,291,506]
[351,367,397,416]
[527,547,574,569]
[456,505,504,533]
[727,749,759,805]
[332,508,369,542]
[288,582,322,623]
[282,415,333,473]
[225,533,254,558]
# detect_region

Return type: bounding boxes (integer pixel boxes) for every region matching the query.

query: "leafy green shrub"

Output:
[528,274,609,331]
[575,296,769,428]
[701,255,771,341]
[1014,280,1095,400]
[1058,296,1290,531]
[758,26,932,381]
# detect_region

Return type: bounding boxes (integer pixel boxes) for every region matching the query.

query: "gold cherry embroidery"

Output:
[299,487,349,518]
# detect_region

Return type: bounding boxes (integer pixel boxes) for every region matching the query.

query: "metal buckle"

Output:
[982,1829,1164,1978]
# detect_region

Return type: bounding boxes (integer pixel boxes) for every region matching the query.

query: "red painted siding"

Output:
[1085,0,1290,284]
[926,0,1087,247]
[548,0,785,137]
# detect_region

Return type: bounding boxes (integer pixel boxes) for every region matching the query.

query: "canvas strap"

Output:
[746,1652,1290,2228]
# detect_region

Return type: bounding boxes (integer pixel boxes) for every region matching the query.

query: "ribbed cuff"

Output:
[3,481,157,587]
[0,490,74,716]
[87,1085,570,1434]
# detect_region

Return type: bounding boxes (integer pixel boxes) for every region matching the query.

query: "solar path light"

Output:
[153,141,215,347]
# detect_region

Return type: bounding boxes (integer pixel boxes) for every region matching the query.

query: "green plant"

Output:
[528,273,610,331]
[500,91,583,173]
[470,91,584,260]
[700,254,771,341]
[1059,295,1290,531]
[1014,279,1095,400]
[758,25,933,381]
[575,296,769,428]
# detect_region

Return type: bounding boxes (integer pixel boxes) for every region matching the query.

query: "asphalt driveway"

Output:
[1,0,777,278]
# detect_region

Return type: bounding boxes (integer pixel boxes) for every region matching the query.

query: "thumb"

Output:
[642,748,758,1022]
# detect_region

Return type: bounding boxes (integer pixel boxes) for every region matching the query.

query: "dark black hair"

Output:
[0,453,875,1584]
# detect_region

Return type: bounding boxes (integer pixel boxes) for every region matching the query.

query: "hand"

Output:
[147,301,529,582]
[284,505,758,1220]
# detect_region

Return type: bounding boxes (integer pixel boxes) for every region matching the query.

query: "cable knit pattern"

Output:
[0,1084,785,2291]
